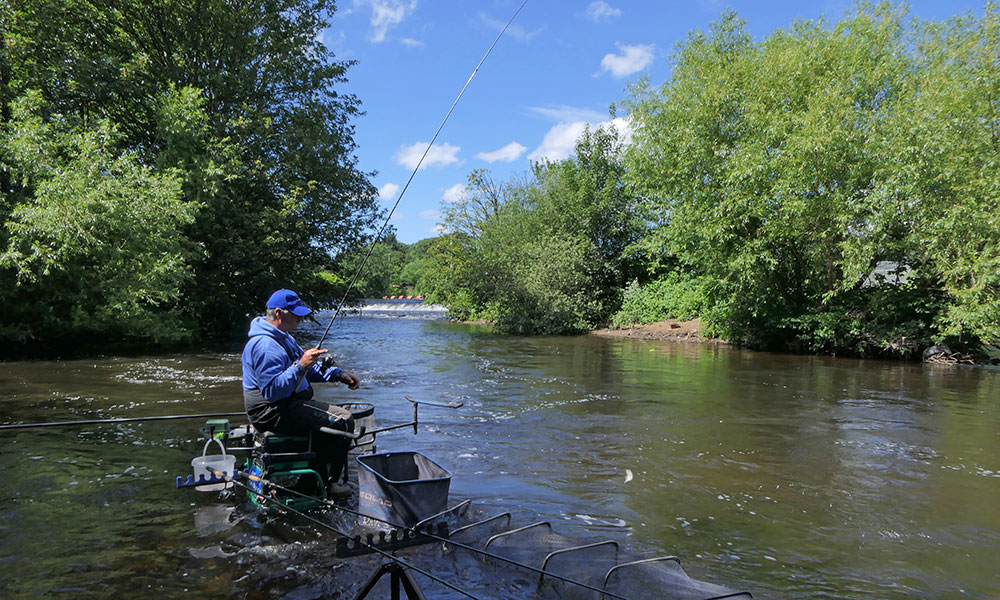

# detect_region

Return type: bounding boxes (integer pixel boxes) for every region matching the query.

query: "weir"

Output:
[347,299,450,319]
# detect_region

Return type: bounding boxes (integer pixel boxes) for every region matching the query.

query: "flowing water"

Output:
[1,309,998,599]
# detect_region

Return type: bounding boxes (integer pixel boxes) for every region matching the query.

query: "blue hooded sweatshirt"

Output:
[241,316,343,404]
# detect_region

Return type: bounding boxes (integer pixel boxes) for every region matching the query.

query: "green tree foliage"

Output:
[878,5,1000,346]
[1,92,197,342]
[1,0,379,346]
[332,232,407,299]
[612,272,708,329]
[415,125,645,334]
[397,236,441,294]
[623,3,1000,356]
[413,233,480,319]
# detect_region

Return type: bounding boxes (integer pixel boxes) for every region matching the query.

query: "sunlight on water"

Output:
[1,314,998,599]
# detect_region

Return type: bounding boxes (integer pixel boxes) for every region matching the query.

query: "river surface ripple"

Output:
[1,313,998,599]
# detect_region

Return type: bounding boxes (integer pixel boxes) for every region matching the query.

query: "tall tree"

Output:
[1,0,379,346]
[429,125,642,334]
[623,3,1000,355]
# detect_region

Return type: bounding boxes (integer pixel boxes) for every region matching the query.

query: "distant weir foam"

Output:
[346,299,449,319]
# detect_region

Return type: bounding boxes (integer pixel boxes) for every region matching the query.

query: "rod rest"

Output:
[318,425,364,440]
[176,473,229,489]
[258,450,315,465]
[335,522,449,558]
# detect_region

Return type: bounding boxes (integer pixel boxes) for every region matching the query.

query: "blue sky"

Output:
[324,1,987,244]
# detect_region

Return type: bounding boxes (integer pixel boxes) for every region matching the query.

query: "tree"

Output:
[1,92,197,343]
[623,6,928,352]
[1,0,380,346]
[332,232,407,299]
[426,125,643,334]
[621,3,1000,356]
[441,168,521,237]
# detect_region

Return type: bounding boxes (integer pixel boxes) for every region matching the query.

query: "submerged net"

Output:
[402,506,751,600]
[218,497,751,600]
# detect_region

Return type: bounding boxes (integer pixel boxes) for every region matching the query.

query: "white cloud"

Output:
[611,116,633,144]
[378,182,400,200]
[432,223,450,235]
[528,104,607,123]
[355,0,416,43]
[586,2,621,22]
[528,117,632,163]
[442,183,466,203]
[600,43,655,78]
[479,13,544,42]
[394,141,461,170]
[400,37,423,48]
[419,209,439,220]
[528,122,588,163]
[476,142,526,163]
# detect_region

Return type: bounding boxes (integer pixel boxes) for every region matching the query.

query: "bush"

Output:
[782,281,951,358]
[611,272,707,328]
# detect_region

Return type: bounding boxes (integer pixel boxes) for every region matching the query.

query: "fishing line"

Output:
[312,0,530,351]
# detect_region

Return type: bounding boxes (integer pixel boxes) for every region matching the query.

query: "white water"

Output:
[348,299,449,318]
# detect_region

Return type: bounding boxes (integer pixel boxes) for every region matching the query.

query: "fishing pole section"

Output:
[0,411,247,431]
[303,0,531,363]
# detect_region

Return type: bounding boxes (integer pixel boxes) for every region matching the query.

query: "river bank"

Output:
[591,318,728,345]
[591,319,1000,365]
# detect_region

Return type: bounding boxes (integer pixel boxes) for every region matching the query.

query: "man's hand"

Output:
[339,371,361,390]
[298,347,328,369]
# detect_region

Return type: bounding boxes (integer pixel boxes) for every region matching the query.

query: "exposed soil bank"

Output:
[591,318,728,345]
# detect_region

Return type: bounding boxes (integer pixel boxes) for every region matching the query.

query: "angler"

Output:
[241,288,362,500]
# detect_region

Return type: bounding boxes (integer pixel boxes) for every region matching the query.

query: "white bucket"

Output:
[191,438,235,492]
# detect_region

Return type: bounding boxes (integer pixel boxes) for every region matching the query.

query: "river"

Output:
[1,309,998,599]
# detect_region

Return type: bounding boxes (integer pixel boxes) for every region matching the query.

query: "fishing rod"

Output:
[1,393,458,432]
[213,467,485,600]
[11,3,529,433]
[218,467,637,600]
[4,5,526,436]
[0,411,246,431]
[311,0,530,353]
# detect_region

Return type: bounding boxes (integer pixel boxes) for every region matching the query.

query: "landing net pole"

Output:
[0,411,246,431]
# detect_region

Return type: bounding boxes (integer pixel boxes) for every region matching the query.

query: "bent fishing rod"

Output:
[310,0,529,354]
[4,5,527,434]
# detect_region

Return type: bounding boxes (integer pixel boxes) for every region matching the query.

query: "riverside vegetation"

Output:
[2,2,998,360]
[389,3,1000,360]
[1,0,381,351]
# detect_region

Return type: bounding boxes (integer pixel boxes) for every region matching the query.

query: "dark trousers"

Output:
[246,388,354,484]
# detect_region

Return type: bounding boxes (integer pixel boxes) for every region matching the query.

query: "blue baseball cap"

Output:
[266,289,312,317]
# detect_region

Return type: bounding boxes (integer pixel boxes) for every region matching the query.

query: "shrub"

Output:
[611,272,708,328]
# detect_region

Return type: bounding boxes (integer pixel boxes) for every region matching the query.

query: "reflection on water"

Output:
[1,314,998,599]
